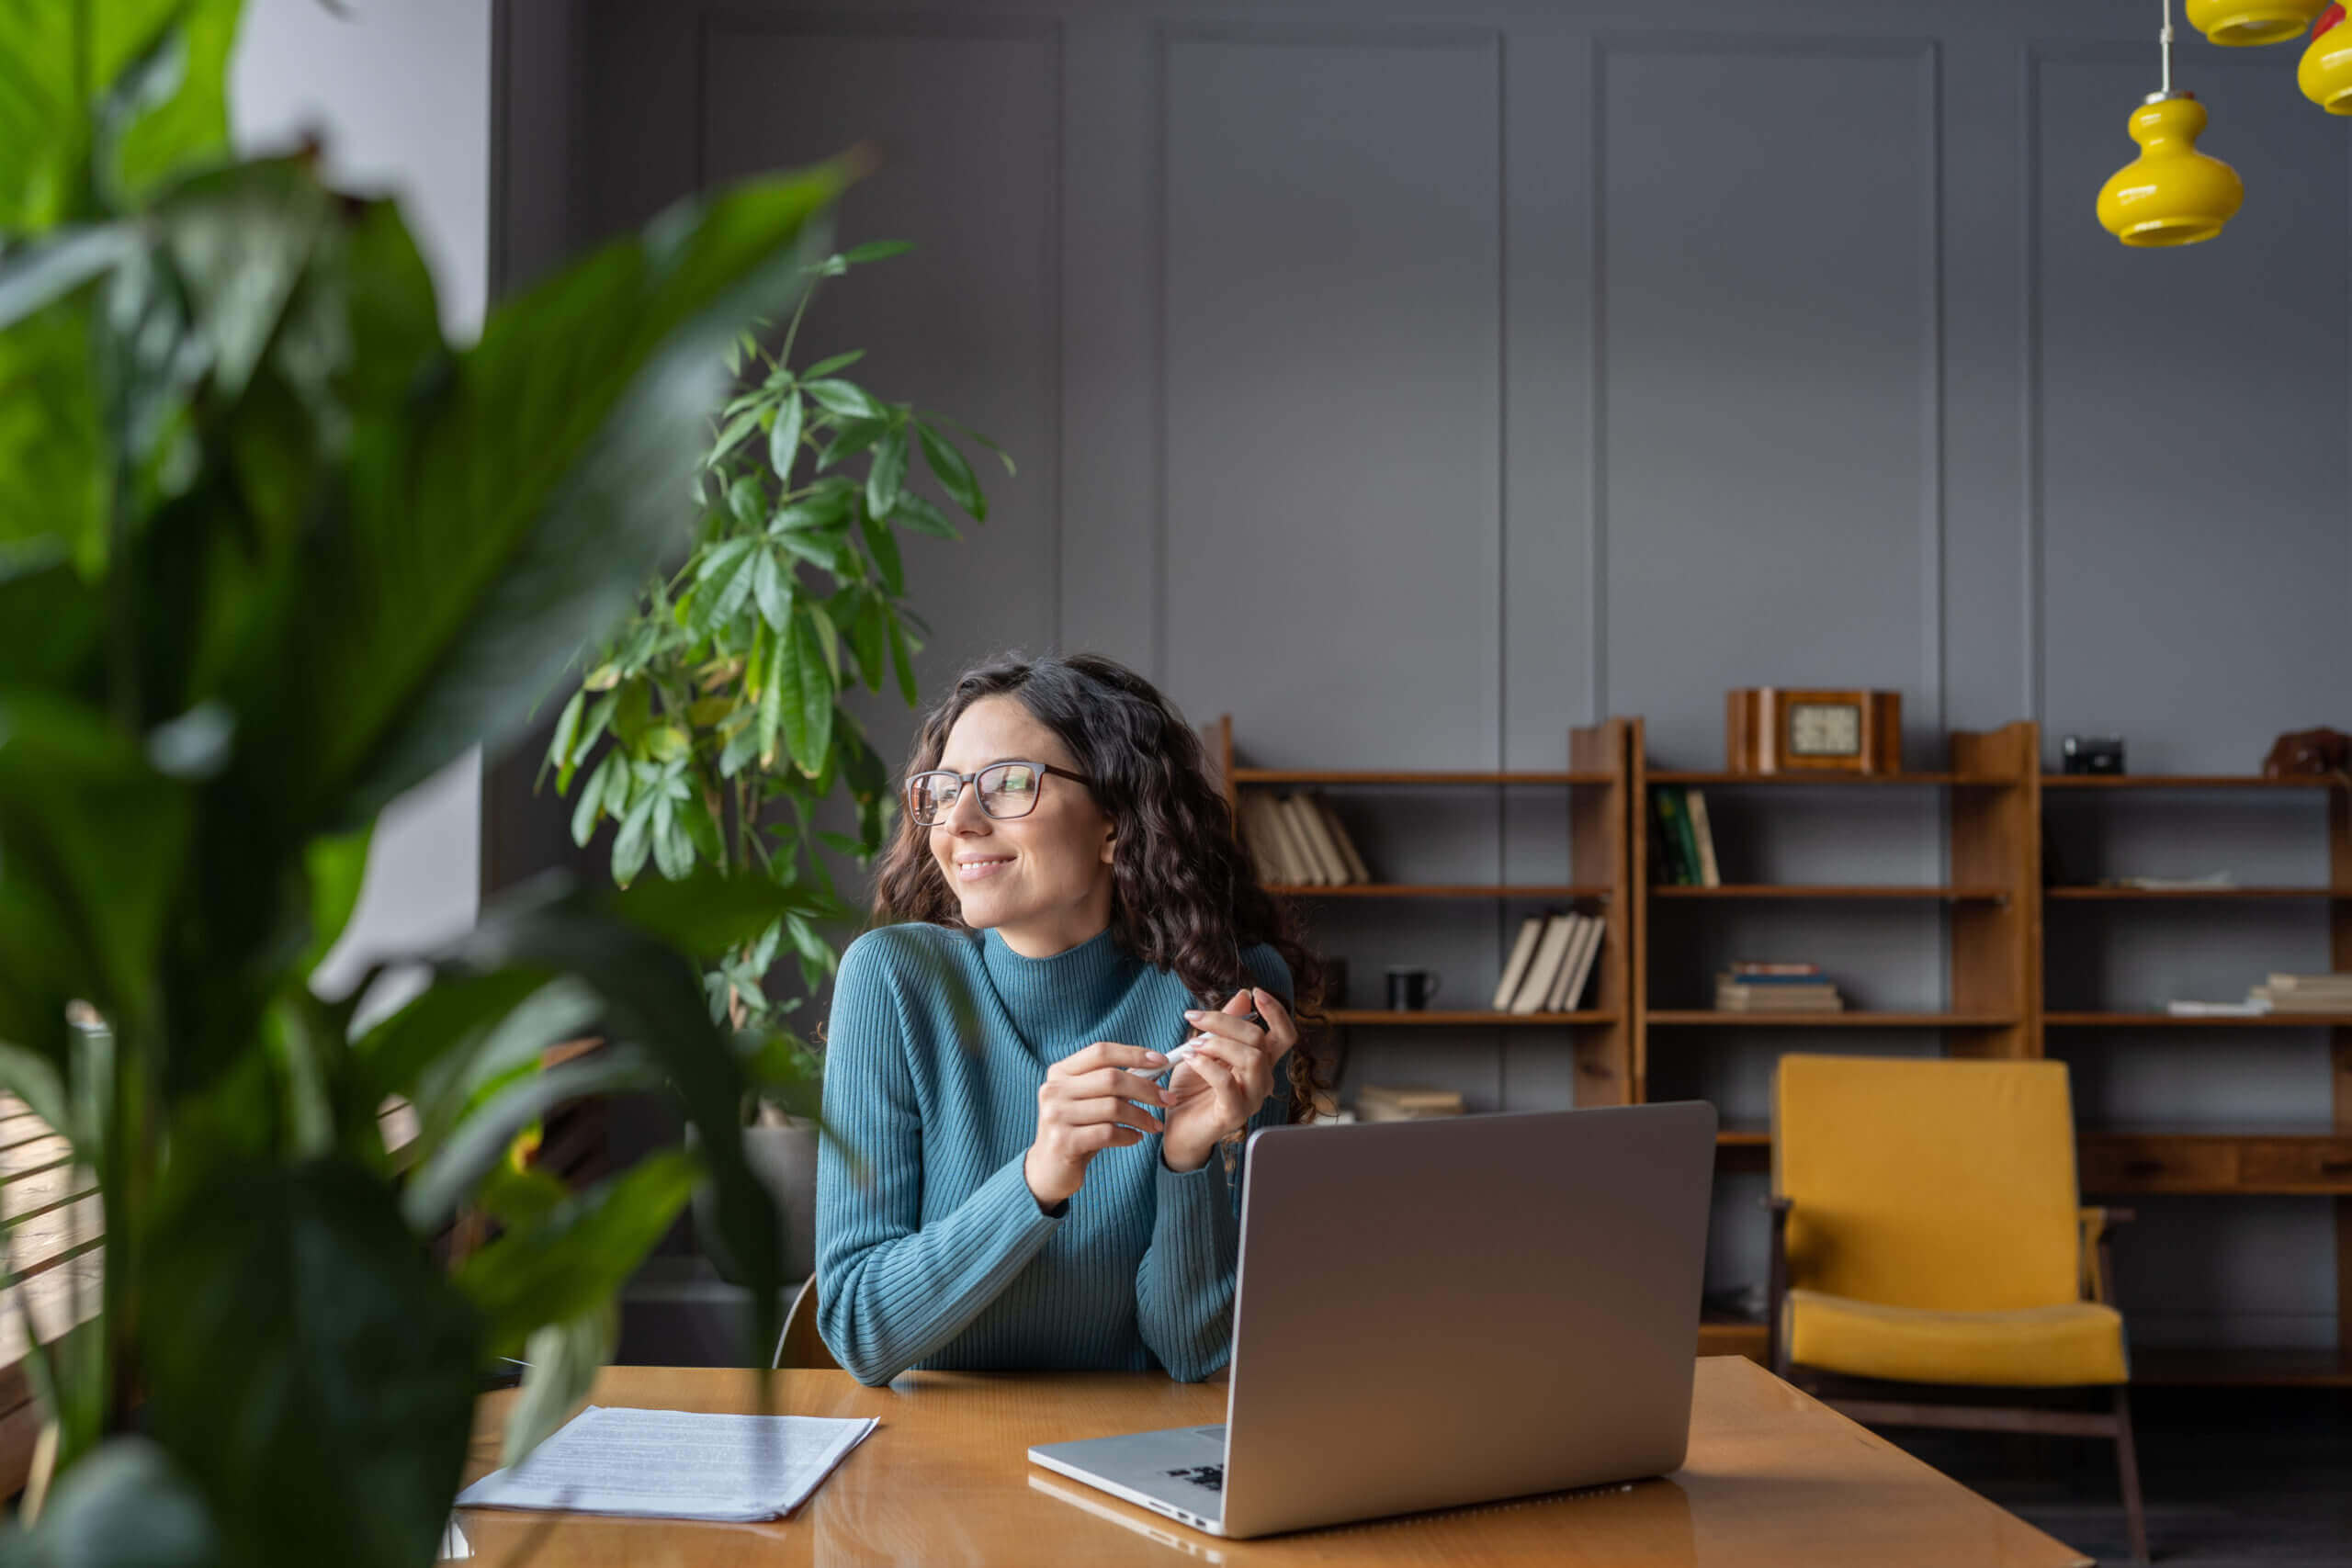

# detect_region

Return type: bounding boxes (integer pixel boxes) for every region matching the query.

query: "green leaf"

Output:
[0,694,191,1036]
[696,535,763,631]
[889,615,919,706]
[711,405,763,463]
[0,1043,69,1146]
[612,787,659,886]
[865,420,907,519]
[777,612,835,774]
[503,1307,615,1468]
[797,349,865,379]
[805,598,842,682]
[766,389,803,484]
[752,546,792,632]
[890,489,961,540]
[455,1151,697,1356]
[548,688,587,775]
[257,161,851,833]
[756,656,784,767]
[0,288,106,565]
[918,421,987,520]
[815,413,889,470]
[849,588,889,691]
[401,1048,662,1235]
[351,969,548,1110]
[859,507,905,595]
[143,1158,478,1568]
[802,377,883,421]
[836,239,916,265]
[570,751,616,847]
[0,0,239,231]
[297,825,374,978]
[771,489,852,532]
[0,224,139,331]
[651,797,694,880]
[775,526,850,574]
[26,1435,219,1568]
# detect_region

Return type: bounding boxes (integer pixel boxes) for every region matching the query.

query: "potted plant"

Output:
[0,3,852,1561]
[542,245,1007,1283]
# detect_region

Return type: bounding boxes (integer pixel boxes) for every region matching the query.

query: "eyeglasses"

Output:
[903,761,1093,826]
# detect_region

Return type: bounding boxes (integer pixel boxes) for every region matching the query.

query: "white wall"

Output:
[232,0,492,1002]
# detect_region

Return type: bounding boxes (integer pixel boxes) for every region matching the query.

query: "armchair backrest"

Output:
[1771,1055,2082,1311]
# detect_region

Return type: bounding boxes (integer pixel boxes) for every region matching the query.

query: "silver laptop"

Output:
[1027,1100,1717,1539]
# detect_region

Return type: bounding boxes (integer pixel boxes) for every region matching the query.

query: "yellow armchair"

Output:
[1765,1055,2146,1562]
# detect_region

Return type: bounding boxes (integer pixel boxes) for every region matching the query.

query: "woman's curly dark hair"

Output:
[867,649,1332,1122]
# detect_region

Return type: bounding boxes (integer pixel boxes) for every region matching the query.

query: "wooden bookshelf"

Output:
[1266,884,1612,900]
[1329,1010,1618,1027]
[2047,885,2341,900]
[2040,768,2352,1383]
[1210,716,1637,1108]
[1651,885,2009,901]
[1647,1011,2021,1029]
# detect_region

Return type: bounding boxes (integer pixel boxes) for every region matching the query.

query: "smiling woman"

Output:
[812,651,1329,1385]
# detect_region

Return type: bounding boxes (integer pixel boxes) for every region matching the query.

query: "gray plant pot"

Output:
[691,1116,819,1287]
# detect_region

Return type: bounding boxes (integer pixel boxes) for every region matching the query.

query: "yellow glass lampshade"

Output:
[2095,92,2244,247]
[2301,5,2352,110]
[2187,0,2326,44]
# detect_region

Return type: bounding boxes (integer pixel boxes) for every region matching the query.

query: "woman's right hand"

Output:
[1023,1042,1170,1208]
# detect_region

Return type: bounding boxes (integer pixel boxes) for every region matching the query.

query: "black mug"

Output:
[1385,967,1442,1011]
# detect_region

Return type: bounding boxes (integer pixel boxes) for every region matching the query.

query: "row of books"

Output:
[1356,1084,1465,1122]
[1490,912,1606,1015]
[1714,962,1844,1013]
[2253,972,2352,1013]
[1650,786,1722,887]
[2168,972,2352,1017]
[1238,790,1374,886]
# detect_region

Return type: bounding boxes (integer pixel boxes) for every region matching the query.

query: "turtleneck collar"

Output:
[978,920,1136,1021]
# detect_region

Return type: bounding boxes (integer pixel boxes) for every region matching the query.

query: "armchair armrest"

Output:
[1762,1195,1793,1376]
[2079,1205,2134,1305]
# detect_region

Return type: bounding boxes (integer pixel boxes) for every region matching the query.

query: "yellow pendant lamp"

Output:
[2300,4,2352,111]
[2188,0,2325,46]
[2097,0,2245,246]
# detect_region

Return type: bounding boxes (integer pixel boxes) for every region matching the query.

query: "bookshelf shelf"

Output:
[1647,1011,2020,1029]
[1266,884,1611,900]
[1213,716,1637,1105]
[2041,773,2347,791]
[1327,1009,1618,1027]
[2039,761,2352,1384]
[1652,884,2007,901]
[2046,886,2341,900]
[1645,770,2006,788]
[2045,1011,2352,1028]
[1230,768,1613,786]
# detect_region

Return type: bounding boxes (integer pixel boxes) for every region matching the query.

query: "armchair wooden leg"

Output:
[2112,1384,2148,1564]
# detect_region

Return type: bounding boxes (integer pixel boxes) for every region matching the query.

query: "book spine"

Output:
[1651,789,1691,886]
[1317,795,1375,883]
[1668,788,1703,893]
[1686,789,1721,887]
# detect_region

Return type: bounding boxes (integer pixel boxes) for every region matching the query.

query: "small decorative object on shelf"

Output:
[2260,726,2350,779]
[2062,735,2127,774]
[1725,688,1902,775]
[1385,968,1442,1011]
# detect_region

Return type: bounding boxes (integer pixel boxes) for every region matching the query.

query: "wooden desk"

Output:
[452,1358,2089,1566]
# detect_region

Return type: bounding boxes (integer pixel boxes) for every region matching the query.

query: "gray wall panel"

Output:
[505,0,2351,1349]
[1160,31,1503,770]
[1601,40,1941,769]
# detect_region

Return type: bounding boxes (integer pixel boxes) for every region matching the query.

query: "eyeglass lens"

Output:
[913,762,1042,823]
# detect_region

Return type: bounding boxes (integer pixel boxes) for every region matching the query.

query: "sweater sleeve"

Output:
[814,933,1064,1385]
[1134,947,1295,1382]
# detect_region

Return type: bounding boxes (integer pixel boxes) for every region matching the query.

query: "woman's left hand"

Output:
[1159,985,1296,1174]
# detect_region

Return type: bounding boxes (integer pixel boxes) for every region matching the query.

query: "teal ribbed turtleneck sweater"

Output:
[813,919,1292,1386]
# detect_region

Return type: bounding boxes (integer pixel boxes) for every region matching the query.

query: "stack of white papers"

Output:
[456,1405,878,1521]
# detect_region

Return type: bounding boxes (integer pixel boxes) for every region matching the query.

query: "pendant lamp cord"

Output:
[2160,0,2174,93]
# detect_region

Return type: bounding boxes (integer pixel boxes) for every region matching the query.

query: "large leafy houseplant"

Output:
[543,243,1008,1055]
[0,3,850,1562]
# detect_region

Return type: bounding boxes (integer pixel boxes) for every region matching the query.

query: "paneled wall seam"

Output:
[2022,42,2045,729]
[1587,39,1609,723]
